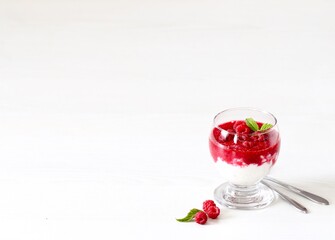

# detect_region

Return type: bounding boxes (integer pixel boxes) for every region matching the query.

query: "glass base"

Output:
[214,182,275,210]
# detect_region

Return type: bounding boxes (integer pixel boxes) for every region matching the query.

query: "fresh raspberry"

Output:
[225,133,235,142]
[235,124,250,134]
[194,211,207,225]
[242,141,254,148]
[233,121,251,134]
[251,134,265,142]
[238,134,248,141]
[206,206,220,219]
[202,200,216,212]
[233,120,243,130]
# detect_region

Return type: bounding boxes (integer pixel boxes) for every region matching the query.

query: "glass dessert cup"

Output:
[209,108,281,210]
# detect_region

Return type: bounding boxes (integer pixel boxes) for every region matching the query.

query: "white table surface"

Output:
[1,0,335,239]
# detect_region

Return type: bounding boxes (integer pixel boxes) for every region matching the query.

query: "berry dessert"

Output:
[210,108,280,210]
[209,118,280,186]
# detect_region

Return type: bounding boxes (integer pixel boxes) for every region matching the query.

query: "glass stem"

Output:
[227,182,260,198]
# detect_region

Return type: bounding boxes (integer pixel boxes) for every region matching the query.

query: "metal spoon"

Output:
[262,181,308,213]
[264,176,330,205]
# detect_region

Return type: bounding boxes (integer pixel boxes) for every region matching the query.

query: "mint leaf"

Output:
[260,123,273,131]
[245,118,259,132]
[176,208,201,222]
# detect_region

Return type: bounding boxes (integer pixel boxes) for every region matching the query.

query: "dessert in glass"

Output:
[209,108,281,210]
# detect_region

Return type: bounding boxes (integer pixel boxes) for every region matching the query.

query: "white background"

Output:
[1,0,335,239]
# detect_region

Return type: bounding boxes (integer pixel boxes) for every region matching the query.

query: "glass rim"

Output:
[213,107,278,136]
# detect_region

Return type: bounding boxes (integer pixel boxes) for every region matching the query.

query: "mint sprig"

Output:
[245,118,273,132]
[176,208,201,222]
[260,123,273,131]
[245,118,259,131]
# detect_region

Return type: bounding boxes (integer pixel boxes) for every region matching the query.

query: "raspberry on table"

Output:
[202,200,216,212]
[177,200,221,225]
[194,211,208,225]
[206,206,220,219]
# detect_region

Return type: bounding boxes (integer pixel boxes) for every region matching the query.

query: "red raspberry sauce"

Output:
[209,121,280,166]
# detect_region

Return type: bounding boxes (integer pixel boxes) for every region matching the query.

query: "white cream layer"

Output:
[216,158,273,186]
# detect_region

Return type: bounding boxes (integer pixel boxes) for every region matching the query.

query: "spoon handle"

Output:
[264,176,330,205]
[261,181,308,213]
